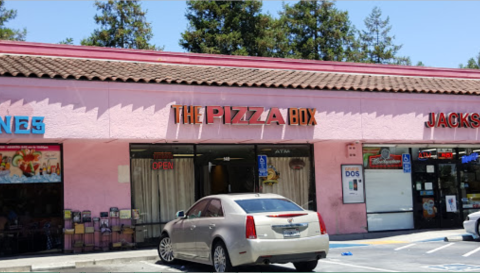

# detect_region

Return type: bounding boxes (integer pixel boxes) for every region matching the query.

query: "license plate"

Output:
[283,228,300,238]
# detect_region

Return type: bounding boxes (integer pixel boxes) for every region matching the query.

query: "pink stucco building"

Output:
[1,41,480,256]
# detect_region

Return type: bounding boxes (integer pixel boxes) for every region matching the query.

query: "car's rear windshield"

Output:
[235,198,303,213]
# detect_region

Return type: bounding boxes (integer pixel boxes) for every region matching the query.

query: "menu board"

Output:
[0,145,62,183]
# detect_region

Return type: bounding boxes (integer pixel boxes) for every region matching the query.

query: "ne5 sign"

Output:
[0,116,45,134]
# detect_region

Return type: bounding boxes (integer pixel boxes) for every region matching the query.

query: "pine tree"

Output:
[0,0,26,41]
[81,0,161,50]
[180,1,277,57]
[359,6,403,64]
[278,0,359,61]
[459,52,480,69]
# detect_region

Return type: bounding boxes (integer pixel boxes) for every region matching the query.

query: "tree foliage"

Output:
[277,0,359,61]
[81,0,161,50]
[180,1,276,56]
[459,52,480,69]
[0,0,26,41]
[359,6,403,64]
[59,38,74,45]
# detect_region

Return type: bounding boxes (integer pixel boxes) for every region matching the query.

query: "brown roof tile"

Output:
[0,54,480,95]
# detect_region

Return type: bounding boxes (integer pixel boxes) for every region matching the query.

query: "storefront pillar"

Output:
[314,141,367,235]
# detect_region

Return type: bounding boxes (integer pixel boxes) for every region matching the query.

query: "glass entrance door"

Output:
[195,145,256,198]
[412,162,440,229]
[437,163,461,228]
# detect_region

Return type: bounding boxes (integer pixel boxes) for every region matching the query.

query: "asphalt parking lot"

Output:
[42,239,480,272]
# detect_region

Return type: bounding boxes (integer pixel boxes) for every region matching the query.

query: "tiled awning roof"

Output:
[1,54,480,95]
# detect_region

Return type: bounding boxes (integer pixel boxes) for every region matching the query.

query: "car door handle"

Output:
[190,225,196,230]
[209,224,216,229]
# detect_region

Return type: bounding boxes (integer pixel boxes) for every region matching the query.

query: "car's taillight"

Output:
[317,212,327,235]
[246,215,257,239]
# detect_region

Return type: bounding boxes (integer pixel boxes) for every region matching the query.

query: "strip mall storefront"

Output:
[0,41,480,256]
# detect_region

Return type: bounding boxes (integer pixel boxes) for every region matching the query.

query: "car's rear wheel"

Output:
[212,241,233,272]
[158,233,175,264]
[294,260,318,272]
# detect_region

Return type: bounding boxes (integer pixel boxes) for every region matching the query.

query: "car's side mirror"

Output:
[176,210,185,218]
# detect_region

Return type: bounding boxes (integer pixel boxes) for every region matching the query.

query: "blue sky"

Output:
[4,1,480,69]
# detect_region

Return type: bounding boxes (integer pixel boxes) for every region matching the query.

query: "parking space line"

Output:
[321,260,400,272]
[426,243,454,254]
[395,244,416,251]
[463,246,480,257]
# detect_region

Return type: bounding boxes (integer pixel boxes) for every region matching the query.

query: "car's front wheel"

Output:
[158,233,175,264]
[212,241,233,272]
[294,260,318,272]
[477,221,480,236]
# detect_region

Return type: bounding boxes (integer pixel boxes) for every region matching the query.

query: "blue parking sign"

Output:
[402,153,411,163]
[403,163,411,173]
[258,155,268,177]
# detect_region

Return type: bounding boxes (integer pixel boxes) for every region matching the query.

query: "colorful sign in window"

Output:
[0,145,61,183]
[363,147,402,169]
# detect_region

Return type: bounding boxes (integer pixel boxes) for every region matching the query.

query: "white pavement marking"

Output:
[426,243,455,254]
[463,246,480,257]
[395,244,416,251]
[321,260,400,272]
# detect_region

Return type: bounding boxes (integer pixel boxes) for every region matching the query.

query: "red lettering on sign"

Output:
[425,113,436,128]
[248,107,264,125]
[471,113,480,128]
[206,106,224,124]
[447,113,459,128]
[223,106,232,124]
[231,107,248,125]
[459,113,471,128]
[437,113,448,128]
[266,108,286,125]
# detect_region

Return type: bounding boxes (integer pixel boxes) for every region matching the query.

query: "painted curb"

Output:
[445,234,474,242]
[0,265,31,272]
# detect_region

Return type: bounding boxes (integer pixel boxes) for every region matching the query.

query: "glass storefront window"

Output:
[130,144,195,241]
[458,148,480,218]
[256,145,314,210]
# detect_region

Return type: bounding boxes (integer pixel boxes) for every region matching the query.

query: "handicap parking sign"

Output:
[402,153,411,163]
[403,163,411,173]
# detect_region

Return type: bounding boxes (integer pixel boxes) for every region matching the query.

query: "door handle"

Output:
[190,225,196,230]
[209,224,216,229]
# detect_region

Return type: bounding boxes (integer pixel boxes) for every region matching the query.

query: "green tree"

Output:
[59,38,74,45]
[416,61,425,67]
[459,52,480,69]
[359,6,403,64]
[180,1,277,57]
[0,0,26,41]
[278,0,360,61]
[81,0,161,50]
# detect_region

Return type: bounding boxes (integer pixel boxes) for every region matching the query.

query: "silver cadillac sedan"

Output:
[157,193,329,272]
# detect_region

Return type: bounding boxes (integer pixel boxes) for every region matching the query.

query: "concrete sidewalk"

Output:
[0,249,158,272]
[0,229,475,272]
